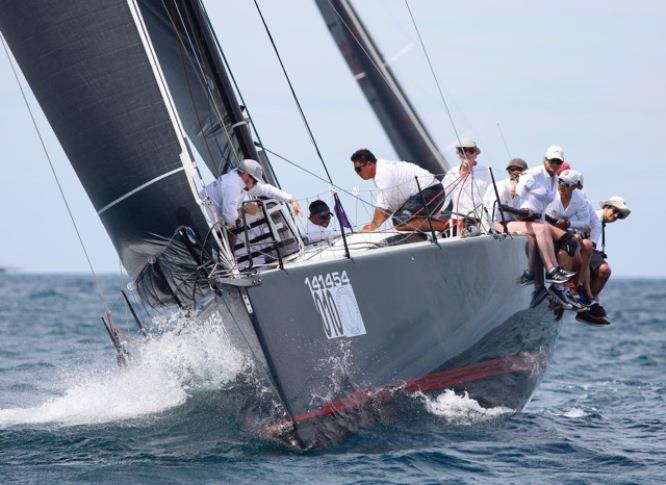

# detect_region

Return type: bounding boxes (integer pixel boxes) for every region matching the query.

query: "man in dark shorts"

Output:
[351,149,447,232]
[589,196,631,300]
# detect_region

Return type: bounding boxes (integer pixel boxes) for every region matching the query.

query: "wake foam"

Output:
[417,389,514,424]
[0,310,249,428]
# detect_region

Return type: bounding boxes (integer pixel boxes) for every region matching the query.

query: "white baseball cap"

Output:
[558,169,577,186]
[545,145,564,161]
[237,158,264,182]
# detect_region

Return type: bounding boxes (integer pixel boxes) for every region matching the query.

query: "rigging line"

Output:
[252,0,334,184]
[200,9,281,186]
[166,0,243,169]
[259,145,375,210]
[1,35,110,310]
[497,122,512,159]
[403,0,463,147]
[164,0,226,170]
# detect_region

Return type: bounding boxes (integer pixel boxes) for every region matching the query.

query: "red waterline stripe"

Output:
[288,353,546,425]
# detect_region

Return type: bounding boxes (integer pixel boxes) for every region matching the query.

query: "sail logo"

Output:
[304,271,367,339]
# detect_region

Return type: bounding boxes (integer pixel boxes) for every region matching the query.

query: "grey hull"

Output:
[211,234,560,448]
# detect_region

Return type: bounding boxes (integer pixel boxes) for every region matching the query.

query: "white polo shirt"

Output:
[373,159,438,212]
[545,189,591,231]
[516,165,557,217]
[482,177,521,223]
[442,163,491,218]
[204,170,294,225]
[305,220,340,245]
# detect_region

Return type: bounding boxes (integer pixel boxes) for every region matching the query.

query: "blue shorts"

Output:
[392,183,445,226]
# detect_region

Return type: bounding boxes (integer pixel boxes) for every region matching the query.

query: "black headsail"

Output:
[137,0,278,185]
[315,0,447,175]
[0,0,239,306]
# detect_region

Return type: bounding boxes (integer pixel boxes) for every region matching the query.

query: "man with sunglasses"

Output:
[304,199,339,245]
[508,146,580,295]
[351,148,447,233]
[588,196,631,310]
[482,157,528,225]
[546,169,599,320]
[442,137,491,228]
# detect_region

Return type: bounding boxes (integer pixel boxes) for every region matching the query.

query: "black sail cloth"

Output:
[0,0,217,306]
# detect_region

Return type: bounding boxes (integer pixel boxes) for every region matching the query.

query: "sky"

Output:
[0,0,663,277]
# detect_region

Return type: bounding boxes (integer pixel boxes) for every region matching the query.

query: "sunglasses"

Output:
[456,147,477,155]
[558,180,573,187]
[354,162,367,174]
[547,158,564,165]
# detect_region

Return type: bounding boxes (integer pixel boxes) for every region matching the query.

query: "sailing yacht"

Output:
[0,0,560,448]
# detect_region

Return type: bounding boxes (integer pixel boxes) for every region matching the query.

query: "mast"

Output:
[315,0,448,175]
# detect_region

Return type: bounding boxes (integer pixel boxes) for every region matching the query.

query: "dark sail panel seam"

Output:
[97,166,185,215]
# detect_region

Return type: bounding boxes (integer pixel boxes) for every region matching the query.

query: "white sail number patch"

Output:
[304,270,366,339]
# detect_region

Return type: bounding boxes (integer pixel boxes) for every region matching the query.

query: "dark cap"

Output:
[308,200,333,217]
[506,158,528,171]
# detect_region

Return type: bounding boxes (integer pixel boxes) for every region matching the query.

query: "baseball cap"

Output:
[545,145,564,161]
[308,200,333,218]
[237,158,264,182]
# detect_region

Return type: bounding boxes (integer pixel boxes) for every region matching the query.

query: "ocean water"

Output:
[0,274,664,484]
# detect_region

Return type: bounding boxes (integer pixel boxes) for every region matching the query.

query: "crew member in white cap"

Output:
[507,145,582,289]
[546,169,590,232]
[442,137,491,228]
[589,196,631,303]
[203,158,302,227]
[516,145,563,218]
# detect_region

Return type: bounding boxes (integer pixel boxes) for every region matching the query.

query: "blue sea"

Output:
[0,274,664,484]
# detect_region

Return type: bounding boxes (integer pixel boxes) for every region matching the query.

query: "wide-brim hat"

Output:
[237,158,264,182]
[600,196,631,219]
[455,136,481,154]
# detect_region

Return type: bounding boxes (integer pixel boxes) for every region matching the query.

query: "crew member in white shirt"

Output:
[304,200,339,245]
[442,137,491,227]
[507,145,576,286]
[546,169,596,315]
[203,158,302,227]
[546,169,591,233]
[482,157,527,228]
[589,196,631,302]
[351,149,447,233]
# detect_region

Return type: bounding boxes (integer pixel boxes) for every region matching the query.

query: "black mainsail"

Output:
[315,0,447,174]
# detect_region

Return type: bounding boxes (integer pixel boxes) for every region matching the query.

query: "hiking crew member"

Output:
[483,157,527,225]
[304,200,339,245]
[509,145,577,288]
[589,196,631,303]
[351,149,447,233]
[442,137,491,227]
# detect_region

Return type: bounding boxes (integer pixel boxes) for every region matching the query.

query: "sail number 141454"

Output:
[304,270,367,339]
